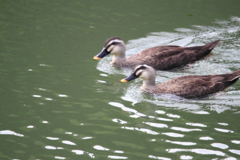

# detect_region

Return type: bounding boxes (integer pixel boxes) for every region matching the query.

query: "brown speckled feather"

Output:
[138,41,220,70]
[152,71,240,98]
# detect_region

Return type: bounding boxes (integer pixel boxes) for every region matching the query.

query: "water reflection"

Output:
[109,102,147,118]
[29,85,239,160]
[166,148,226,156]
[62,140,76,145]
[104,85,240,159]
[1,2,240,158]
[0,130,24,137]
[55,156,66,159]
[165,140,196,146]
[45,146,64,150]
[148,155,171,160]
[211,143,228,149]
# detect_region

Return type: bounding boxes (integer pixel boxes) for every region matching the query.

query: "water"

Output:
[1,1,240,160]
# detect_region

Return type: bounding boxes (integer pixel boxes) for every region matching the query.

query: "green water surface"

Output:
[1,1,240,160]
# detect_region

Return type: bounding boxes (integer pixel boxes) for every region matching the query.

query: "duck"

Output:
[121,64,240,99]
[93,37,220,70]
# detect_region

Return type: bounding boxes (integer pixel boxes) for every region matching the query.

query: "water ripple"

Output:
[46,137,59,140]
[121,126,159,135]
[171,127,202,132]
[108,155,128,159]
[211,143,229,149]
[214,128,234,133]
[165,140,196,146]
[148,155,171,160]
[45,146,64,150]
[109,102,146,118]
[72,149,85,155]
[112,118,127,124]
[199,136,214,141]
[0,130,24,137]
[114,150,124,153]
[231,140,240,144]
[185,123,207,127]
[71,150,95,158]
[62,140,76,146]
[162,132,184,138]
[143,122,168,128]
[155,117,173,122]
[166,148,226,156]
[55,156,66,159]
[229,149,240,155]
[93,145,110,151]
[180,155,193,160]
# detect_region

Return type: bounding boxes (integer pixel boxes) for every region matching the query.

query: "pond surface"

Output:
[1,1,240,159]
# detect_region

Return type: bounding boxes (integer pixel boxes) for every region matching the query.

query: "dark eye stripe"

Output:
[132,65,148,77]
[111,42,118,45]
[135,65,147,73]
[105,43,114,52]
[105,42,120,52]
[104,37,123,46]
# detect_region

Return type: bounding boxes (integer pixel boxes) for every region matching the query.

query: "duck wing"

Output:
[127,46,184,69]
[157,71,240,98]
[139,45,183,58]
[128,40,220,70]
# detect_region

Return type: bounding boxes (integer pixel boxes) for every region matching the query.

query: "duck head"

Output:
[121,64,156,85]
[93,37,126,60]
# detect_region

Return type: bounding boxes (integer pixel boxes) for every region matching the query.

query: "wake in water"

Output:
[96,16,240,112]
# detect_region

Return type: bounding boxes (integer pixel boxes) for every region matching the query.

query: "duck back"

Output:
[154,70,240,99]
[126,40,220,70]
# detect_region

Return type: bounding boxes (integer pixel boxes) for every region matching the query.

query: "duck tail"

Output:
[228,70,240,82]
[205,40,220,50]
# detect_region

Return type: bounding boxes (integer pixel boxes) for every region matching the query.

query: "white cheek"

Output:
[111,46,121,54]
[107,45,114,52]
[139,72,149,80]
[136,70,142,76]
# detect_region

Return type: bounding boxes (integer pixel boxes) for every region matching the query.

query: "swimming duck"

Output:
[121,64,240,99]
[93,37,220,70]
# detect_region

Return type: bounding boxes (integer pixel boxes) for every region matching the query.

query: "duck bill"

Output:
[93,48,110,60]
[121,73,138,83]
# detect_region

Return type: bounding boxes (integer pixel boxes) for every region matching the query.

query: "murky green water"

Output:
[1,1,240,159]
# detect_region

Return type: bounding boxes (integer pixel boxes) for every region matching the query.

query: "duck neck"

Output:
[111,53,127,67]
[112,54,126,61]
[142,76,156,89]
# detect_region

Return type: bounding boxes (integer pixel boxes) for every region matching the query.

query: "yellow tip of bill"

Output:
[93,56,101,60]
[121,79,128,83]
